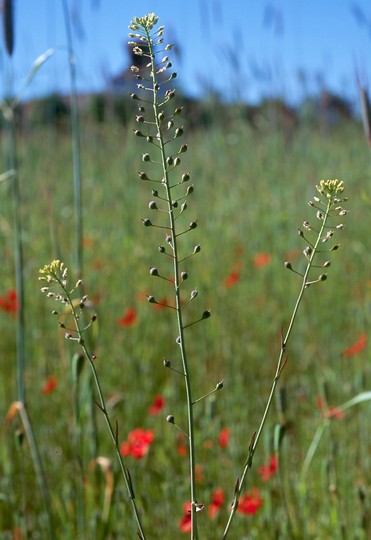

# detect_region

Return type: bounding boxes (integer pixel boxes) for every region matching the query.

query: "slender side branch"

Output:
[222,179,348,538]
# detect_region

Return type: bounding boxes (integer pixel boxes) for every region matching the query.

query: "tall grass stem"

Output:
[62,0,83,279]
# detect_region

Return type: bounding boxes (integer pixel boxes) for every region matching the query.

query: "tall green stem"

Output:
[145,28,199,539]
[3,104,25,404]
[17,403,56,540]
[61,0,85,527]
[2,58,55,540]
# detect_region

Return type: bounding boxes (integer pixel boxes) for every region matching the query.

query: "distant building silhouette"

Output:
[111,42,150,93]
[110,42,171,96]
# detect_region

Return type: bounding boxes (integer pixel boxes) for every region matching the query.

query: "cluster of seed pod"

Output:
[284,179,348,287]
[128,14,210,330]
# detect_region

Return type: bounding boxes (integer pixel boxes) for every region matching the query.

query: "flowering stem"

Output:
[40,266,147,539]
[222,187,344,539]
[144,27,199,539]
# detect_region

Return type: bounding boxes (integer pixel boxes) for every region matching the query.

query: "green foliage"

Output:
[0,14,370,538]
[0,111,369,539]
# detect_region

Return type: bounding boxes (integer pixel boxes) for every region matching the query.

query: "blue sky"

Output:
[1,0,371,105]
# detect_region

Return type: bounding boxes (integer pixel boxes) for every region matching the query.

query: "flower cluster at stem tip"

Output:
[39,260,83,294]
[39,259,68,285]
[283,178,348,285]
[316,178,344,198]
[129,13,159,32]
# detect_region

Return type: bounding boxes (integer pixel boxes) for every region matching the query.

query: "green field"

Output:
[0,106,370,539]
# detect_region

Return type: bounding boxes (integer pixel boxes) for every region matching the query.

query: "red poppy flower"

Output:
[316,396,345,421]
[343,333,367,357]
[179,502,192,533]
[324,406,345,420]
[223,260,242,288]
[177,443,187,457]
[237,488,263,515]
[148,395,165,415]
[259,455,278,482]
[0,289,19,313]
[120,428,154,459]
[218,427,230,448]
[209,487,224,519]
[253,252,271,268]
[40,375,58,394]
[223,270,240,287]
[118,307,137,327]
